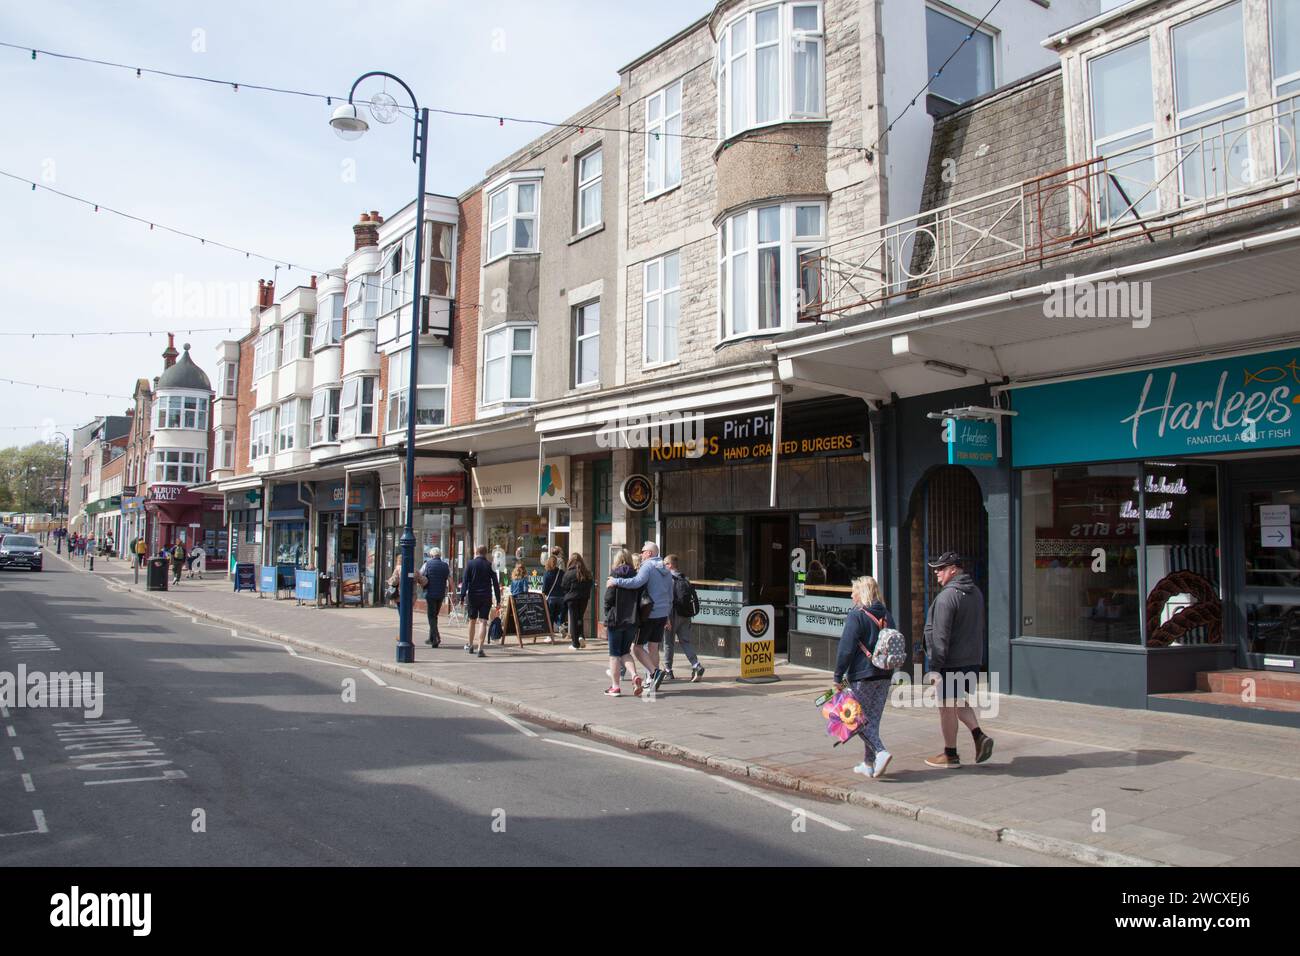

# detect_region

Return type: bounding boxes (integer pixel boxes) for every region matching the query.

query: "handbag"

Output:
[636,588,654,621]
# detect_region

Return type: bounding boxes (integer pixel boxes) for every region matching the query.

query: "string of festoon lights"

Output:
[0,2,1014,163]
[0,377,131,400]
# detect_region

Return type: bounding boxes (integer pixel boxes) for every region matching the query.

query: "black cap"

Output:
[928,551,963,570]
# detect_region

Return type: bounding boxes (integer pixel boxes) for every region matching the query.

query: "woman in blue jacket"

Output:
[833,576,896,780]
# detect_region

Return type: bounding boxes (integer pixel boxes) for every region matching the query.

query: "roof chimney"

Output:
[162,333,179,369]
[353,211,379,251]
[257,279,276,309]
[310,274,317,289]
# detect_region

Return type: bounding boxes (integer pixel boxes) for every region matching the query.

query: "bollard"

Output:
[133,562,139,585]
[89,555,94,571]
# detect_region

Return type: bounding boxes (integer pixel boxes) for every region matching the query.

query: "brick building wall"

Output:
[452,188,482,425]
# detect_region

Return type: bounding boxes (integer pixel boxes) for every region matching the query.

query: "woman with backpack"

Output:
[602,549,643,696]
[560,553,593,651]
[833,575,897,780]
[541,554,564,642]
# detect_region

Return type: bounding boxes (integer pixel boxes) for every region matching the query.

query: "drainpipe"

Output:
[297,481,313,568]
[868,403,885,585]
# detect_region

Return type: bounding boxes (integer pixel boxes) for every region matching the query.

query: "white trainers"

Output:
[852,761,875,778]
[872,750,893,779]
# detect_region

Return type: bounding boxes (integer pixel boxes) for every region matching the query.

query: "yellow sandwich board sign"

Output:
[739,604,779,683]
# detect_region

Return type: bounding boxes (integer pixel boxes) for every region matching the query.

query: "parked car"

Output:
[0,534,43,572]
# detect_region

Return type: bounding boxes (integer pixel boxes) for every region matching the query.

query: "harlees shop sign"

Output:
[1011,348,1300,467]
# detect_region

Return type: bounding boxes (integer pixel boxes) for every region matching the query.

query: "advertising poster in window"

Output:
[341,562,362,606]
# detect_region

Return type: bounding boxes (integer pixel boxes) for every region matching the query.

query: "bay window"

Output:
[217,360,237,398]
[253,327,281,378]
[313,293,344,349]
[154,395,208,431]
[925,5,996,106]
[386,347,450,431]
[345,273,379,331]
[277,399,308,452]
[311,388,341,444]
[487,180,540,260]
[482,326,535,404]
[717,2,824,139]
[645,81,683,197]
[577,148,602,231]
[339,376,377,440]
[574,302,600,387]
[644,251,681,366]
[380,231,416,315]
[151,450,207,485]
[217,428,234,471]
[1172,1,1248,200]
[718,200,825,339]
[250,409,275,461]
[280,313,313,363]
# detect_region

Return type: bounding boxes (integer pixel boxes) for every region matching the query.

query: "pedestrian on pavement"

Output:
[509,562,529,597]
[542,554,564,640]
[420,547,451,648]
[834,576,896,780]
[387,560,428,620]
[460,545,502,658]
[134,536,147,568]
[921,551,994,769]
[603,549,643,696]
[560,553,593,651]
[663,554,705,683]
[607,540,674,695]
[170,544,186,585]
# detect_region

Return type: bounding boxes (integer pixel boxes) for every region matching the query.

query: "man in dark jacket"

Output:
[459,545,501,657]
[921,552,993,768]
[420,547,452,648]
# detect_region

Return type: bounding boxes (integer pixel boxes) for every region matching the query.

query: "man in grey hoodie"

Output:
[607,540,674,694]
[921,552,994,769]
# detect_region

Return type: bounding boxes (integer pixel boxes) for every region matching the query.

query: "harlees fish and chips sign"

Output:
[1011,347,1300,467]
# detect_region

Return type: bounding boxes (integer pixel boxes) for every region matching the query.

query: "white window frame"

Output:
[217,360,238,399]
[151,450,207,485]
[643,251,681,368]
[1087,37,1159,223]
[924,3,998,107]
[218,428,234,470]
[576,147,603,232]
[313,294,344,349]
[339,376,378,439]
[250,408,275,461]
[277,399,300,452]
[345,274,379,332]
[573,301,600,388]
[386,347,451,432]
[717,200,826,342]
[1273,0,1300,174]
[311,387,341,445]
[485,178,541,262]
[645,80,684,199]
[716,1,825,140]
[280,313,312,364]
[481,325,536,406]
[379,229,418,317]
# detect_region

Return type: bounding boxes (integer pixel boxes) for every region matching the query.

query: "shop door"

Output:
[1237,481,1300,667]
[595,524,612,639]
[750,516,792,653]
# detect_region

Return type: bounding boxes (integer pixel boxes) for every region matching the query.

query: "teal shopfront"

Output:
[1007,344,1300,717]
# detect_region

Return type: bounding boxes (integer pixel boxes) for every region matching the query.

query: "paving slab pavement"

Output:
[61,553,1300,867]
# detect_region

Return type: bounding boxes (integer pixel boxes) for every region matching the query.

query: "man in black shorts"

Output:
[921,551,994,768]
[459,545,501,658]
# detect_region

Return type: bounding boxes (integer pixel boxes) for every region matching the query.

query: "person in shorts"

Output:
[459,545,501,658]
[921,551,994,769]
[602,549,643,696]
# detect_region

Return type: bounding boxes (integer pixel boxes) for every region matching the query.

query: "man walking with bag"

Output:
[421,547,451,647]
[921,551,994,768]
[662,554,705,682]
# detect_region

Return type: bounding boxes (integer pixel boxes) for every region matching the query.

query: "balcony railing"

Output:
[798,94,1300,320]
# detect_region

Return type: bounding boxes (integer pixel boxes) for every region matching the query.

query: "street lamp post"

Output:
[330,73,429,665]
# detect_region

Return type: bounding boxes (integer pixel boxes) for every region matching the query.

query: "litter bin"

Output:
[147,557,169,591]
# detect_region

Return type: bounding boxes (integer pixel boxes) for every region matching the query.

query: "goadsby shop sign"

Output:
[1011,347,1300,467]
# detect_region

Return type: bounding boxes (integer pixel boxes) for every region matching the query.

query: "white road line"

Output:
[294,655,361,670]
[864,834,1018,866]
[0,705,8,718]
[542,737,699,773]
[717,776,853,832]
[4,725,14,737]
[84,770,189,786]
[385,685,481,709]
[232,634,285,648]
[33,809,47,834]
[284,645,300,657]
[487,708,538,738]
[21,773,34,792]
[12,747,23,761]
[360,668,387,686]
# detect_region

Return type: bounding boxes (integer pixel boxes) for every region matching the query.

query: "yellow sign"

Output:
[739,604,776,680]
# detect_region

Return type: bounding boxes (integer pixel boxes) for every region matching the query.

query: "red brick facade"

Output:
[452,187,481,425]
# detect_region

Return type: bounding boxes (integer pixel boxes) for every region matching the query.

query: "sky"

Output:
[0,0,715,447]
[0,0,1123,449]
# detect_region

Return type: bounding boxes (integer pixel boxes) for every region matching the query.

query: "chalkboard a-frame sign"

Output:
[502,591,553,645]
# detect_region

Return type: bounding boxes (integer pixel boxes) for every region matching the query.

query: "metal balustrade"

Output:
[797,94,1300,321]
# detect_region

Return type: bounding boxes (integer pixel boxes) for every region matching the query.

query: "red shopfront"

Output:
[145,484,227,569]
[414,473,468,581]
